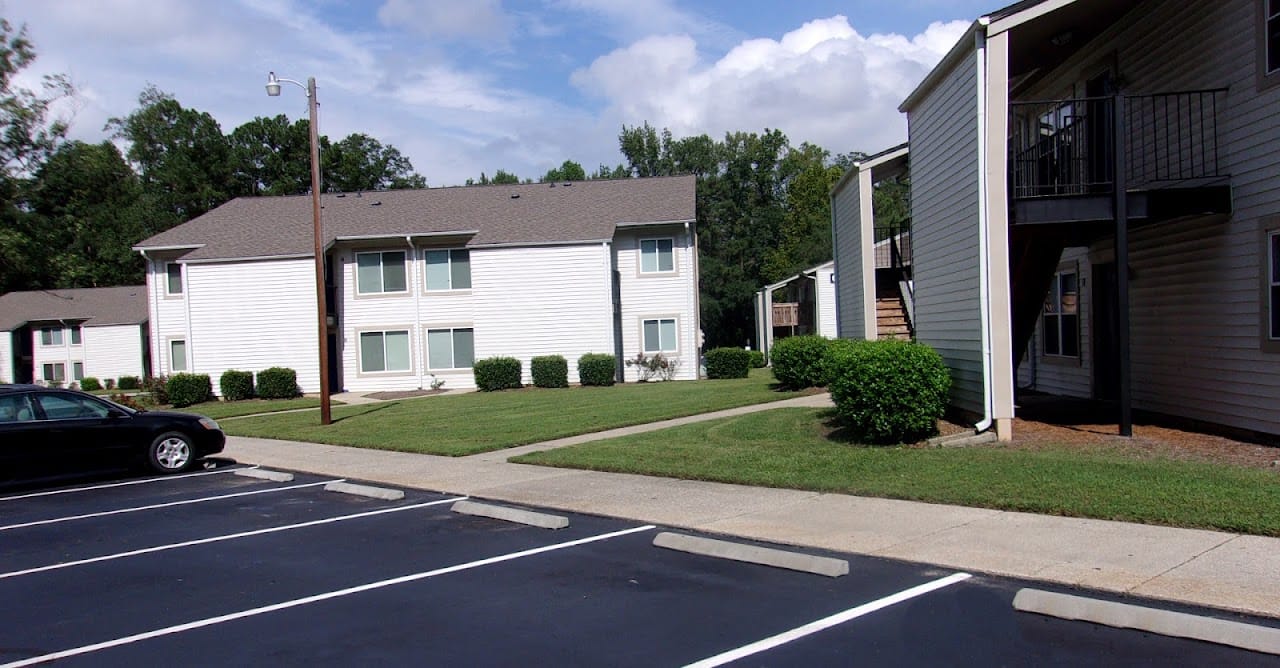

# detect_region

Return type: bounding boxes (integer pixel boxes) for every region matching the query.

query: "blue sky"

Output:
[7,0,994,187]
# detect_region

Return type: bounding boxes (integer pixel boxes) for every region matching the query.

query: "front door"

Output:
[1092,262,1119,401]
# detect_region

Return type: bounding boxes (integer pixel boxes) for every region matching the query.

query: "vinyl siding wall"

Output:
[1018,247,1092,398]
[816,265,837,338]
[82,325,147,381]
[831,176,867,339]
[186,259,320,394]
[1014,0,1280,434]
[31,325,81,384]
[146,258,191,378]
[615,226,699,381]
[0,333,11,383]
[907,52,985,415]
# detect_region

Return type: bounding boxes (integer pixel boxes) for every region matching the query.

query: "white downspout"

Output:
[974,19,994,433]
[407,236,424,390]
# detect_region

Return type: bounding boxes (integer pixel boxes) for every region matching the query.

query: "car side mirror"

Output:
[108,408,129,419]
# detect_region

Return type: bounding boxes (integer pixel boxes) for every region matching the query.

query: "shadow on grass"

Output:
[330,402,398,424]
[818,408,942,447]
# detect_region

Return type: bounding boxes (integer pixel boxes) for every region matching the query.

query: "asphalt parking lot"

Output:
[2,465,1277,666]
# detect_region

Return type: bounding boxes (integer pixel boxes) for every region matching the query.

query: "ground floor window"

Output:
[43,363,65,383]
[1043,270,1079,357]
[360,330,411,373]
[170,339,188,372]
[73,362,84,381]
[1269,230,1280,340]
[427,328,475,369]
[642,318,678,353]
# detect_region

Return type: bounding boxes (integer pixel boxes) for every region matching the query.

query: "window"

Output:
[70,326,82,345]
[34,393,111,420]
[1043,270,1080,357]
[356,251,408,294]
[425,249,471,290]
[360,330,411,372]
[643,318,678,353]
[43,363,66,383]
[640,238,675,273]
[170,339,188,372]
[39,327,64,346]
[0,393,36,423]
[1268,0,1280,75]
[166,263,183,295]
[1269,230,1280,340]
[427,328,475,369]
[73,362,84,381]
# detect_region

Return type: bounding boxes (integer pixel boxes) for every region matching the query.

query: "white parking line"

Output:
[0,480,341,532]
[684,572,973,668]
[0,496,468,580]
[0,524,657,668]
[0,466,258,502]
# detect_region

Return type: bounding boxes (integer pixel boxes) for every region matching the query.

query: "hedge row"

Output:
[473,353,621,391]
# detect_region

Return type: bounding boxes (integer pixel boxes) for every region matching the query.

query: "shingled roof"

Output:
[135,175,697,262]
[0,286,148,332]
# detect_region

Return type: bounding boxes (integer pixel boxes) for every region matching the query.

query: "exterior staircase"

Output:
[876,297,912,340]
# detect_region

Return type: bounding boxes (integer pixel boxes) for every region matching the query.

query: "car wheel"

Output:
[148,431,195,474]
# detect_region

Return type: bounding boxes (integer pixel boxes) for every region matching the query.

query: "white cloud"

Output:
[377,0,513,44]
[571,15,969,155]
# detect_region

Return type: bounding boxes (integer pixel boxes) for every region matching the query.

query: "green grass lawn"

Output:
[158,397,328,420]
[513,407,1280,536]
[222,370,806,456]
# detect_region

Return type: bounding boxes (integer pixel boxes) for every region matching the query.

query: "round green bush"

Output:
[578,353,616,386]
[142,375,167,404]
[474,356,522,391]
[257,367,300,399]
[747,350,766,369]
[167,373,212,408]
[220,370,255,401]
[826,339,952,444]
[80,377,102,392]
[531,355,569,388]
[704,347,751,379]
[769,335,832,389]
[117,375,141,391]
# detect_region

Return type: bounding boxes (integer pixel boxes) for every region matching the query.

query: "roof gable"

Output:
[0,286,148,331]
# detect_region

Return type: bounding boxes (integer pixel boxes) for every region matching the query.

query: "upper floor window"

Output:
[1043,270,1079,357]
[70,326,82,345]
[166,263,184,295]
[643,318,678,353]
[1268,0,1280,75]
[39,327,63,346]
[640,238,675,273]
[356,251,408,295]
[1269,230,1279,340]
[425,249,471,291]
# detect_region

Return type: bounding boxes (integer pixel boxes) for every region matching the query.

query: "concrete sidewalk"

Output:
[221,399,1280,620]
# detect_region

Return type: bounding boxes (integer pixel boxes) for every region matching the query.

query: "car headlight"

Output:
[198,417,221,431]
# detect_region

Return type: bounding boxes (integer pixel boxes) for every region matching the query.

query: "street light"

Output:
[266,71,331,425]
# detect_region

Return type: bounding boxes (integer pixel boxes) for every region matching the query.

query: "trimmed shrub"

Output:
[820,338,861,386]
[827,339,951,444]
[747,350,766,369]
[578,353,616,386]
[167,373,212,408]
[80,377,103,392]
[705,347,751,379]
[117,375,140,390]
[769,335,832,389]
[474,356,522,391]
[257,367,300,399]
[104,378,116,390]
[531,355,569,388]
[220,370,255,401]
[142,375,168,405]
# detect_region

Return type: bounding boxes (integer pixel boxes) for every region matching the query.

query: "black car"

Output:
[0,384,225,482]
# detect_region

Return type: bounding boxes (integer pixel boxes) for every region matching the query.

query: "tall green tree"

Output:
[322,132,425,192]
[228,114,321,197]
[25,141,152,287]
[541,159,586,182]
[489,169,519,185]
[0,18,72,292]
[107,86,235,227]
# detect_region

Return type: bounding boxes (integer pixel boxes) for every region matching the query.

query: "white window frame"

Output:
[73,361,84,381]
[355,250,409,296]
[426,327,475,370]
[1043,269,1080,358]
[642,317,679,354]
[424,249,472,291]
[170,339,188,373]
[165,262,184,296]
[639,238,676,275]
[358,329,413,374]
[39,327,63,347]
[43,362,66,383]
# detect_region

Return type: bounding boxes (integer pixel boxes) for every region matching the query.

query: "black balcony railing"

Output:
[873,222,911,270]
[1009,89,1227,199]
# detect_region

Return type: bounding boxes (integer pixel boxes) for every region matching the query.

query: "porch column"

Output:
[1113,94,1133,437]
[857,167,878,339]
